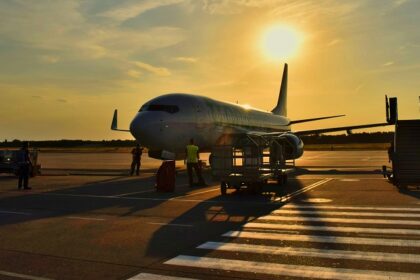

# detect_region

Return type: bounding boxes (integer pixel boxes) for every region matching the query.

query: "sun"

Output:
[261,25,302,60]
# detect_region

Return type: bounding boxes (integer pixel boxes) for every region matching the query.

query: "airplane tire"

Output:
[221,182,227,195]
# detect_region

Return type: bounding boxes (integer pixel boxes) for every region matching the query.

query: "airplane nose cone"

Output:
[129,113,164,149]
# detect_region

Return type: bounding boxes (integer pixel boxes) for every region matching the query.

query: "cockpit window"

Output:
[139,104,179,114]
[139,104,148,112]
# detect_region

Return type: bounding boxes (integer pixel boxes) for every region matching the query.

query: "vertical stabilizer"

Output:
[271,63,288,116]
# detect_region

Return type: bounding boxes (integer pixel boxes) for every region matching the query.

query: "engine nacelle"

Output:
[278,133,304,160]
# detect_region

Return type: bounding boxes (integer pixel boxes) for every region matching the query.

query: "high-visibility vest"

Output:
[186,144,199,163]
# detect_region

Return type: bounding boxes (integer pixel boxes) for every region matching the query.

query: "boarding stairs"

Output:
[392,120,420,187]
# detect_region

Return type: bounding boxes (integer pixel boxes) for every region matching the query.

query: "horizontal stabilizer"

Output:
[290,115,345,125]
[295,122,390,136]
[111,109,130,132]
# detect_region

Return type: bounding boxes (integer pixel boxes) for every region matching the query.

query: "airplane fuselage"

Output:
[130,93,291,158]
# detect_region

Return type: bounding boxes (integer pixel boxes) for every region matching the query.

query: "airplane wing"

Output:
[111,109,130,132]
[294,122,390,136]
[289,115,345,125]
[243,122,390,137]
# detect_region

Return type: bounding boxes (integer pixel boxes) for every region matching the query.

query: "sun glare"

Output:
[261,25,302,60]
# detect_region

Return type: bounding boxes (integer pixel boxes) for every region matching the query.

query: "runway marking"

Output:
[243,222,420,236]
[0,210,32,215]
[198,241,420,263]
[127,272,197,280]
[114,189,155,197]
[38,192,284,205]
[147,222,193,227]
[0,270,53,280]
[259,215,420,225]
[275,178,332,202]
[223,230,420,247]
[165,255,420,280]
[66,216,105,221]
[272,209,420,218]
[283,205,420,212]
[298,198,332,203]
[170,187,220,199]
[340,179,360,182]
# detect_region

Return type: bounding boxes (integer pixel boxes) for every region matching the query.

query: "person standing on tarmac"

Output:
[17,142,32,190]
[130,144,143,176]
[185,138,205,187]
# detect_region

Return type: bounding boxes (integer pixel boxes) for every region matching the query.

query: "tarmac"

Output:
[0,151,419,280]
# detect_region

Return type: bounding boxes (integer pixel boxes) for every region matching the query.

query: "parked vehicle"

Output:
[0,149,41,177]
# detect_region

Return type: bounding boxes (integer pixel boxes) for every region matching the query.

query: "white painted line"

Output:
[272,209,420,218]
[279,178,332,202]
[165,255,420,280]
[198,241,420,263]
[148,222,193,227]
[0,270,53,280]
[0,210,32,215]
[115,189,155,197]
[243,222,420,236]
[39,192,281,205]
[66,216,105,221]
[283,205,420,212]
[170,187,219,199]
[259,215,420,226]
[340,179,360,182]
[223,230,420,247]
[127,272,197,280]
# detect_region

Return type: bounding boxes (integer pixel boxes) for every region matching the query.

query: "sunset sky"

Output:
[1,0,419,140]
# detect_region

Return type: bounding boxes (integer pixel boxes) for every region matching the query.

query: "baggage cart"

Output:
[211,134,293,195]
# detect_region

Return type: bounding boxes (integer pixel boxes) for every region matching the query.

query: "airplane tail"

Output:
[271,63,288,116]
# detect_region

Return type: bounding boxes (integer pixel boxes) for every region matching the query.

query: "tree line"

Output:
[1,132,394,148]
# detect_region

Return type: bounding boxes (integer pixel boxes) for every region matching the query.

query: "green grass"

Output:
[305,143,390,151]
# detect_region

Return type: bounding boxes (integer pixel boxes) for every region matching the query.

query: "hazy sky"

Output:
[1,0,419,140]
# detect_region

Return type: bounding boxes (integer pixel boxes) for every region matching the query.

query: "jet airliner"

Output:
[112,64,389,160]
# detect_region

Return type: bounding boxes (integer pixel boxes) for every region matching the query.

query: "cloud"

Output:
[326,39,342,47]
[127,70,142,78]
[99,0,184,22]
[393,0,409,7]
[31,95,43,99]
[174,56,198,63]
[39,55,60,64]
[133,61,171,76]
[382,61,394,67]
[56,99,68,103]
[202,0,361,16]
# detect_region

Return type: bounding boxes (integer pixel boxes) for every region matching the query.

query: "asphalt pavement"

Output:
[0,151,419,280]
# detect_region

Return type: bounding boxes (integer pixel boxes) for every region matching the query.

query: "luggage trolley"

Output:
[211,134,292,195]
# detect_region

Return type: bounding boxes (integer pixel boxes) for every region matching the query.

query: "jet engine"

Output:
[277,133,304,160]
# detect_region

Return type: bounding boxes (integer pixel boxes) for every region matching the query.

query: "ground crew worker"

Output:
[388,141,394,163]
[130,144,143,176]
[185,138,205,187]
[17,142,32,190]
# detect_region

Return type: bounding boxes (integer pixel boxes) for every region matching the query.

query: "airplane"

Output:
[111,64,390,160]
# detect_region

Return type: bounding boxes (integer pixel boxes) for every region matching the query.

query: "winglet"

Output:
[111,109,130,132]
[111,109,118,130]
[271,63,288,116]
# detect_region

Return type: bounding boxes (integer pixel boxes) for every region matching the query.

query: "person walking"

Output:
[185,138,205,187]
[17,142,32,190]
[130,144,143,176]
